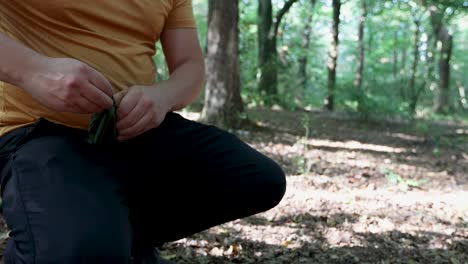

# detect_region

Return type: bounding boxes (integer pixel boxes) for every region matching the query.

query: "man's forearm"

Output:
[155,58,205,112]
[0,32,42,87]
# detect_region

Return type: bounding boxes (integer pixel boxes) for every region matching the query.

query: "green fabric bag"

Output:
[86,100,118,144]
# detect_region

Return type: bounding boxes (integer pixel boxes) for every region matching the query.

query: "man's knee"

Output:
[253,155,287,211]
[265,158,287,207]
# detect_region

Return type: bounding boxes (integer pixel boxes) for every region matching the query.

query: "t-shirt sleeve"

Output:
[165,0,196,29]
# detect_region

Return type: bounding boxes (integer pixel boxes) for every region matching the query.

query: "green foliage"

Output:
[292,114,313,175]
[382,168,426,190]
[153,42,169,82]
[187,0,467,120]
[87,102,118,145]
[239,0,261,104]
[337,82,414,119]
[292,155,306,175]
[414,121,431,135]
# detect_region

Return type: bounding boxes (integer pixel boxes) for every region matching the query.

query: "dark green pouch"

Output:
[86,101,118,145]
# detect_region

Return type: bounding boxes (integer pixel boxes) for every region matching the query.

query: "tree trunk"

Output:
[409,18,420,114]
[425,32,437,90]
[257,0,277,100]
[430,8,453,114]
[354,0,366,92]
[201,0,243,127]
[413,30,436,114]
[298,0,317,90]
[392,30,398,88]
[257,0,298,103]
[366,17,375,85]
[324,0,341,111]
[399,28,408,99]
[434,27,453,114]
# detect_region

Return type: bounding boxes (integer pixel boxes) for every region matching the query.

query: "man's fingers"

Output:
[116,102,147,131]
[81,82,113,109]
[118,113,153,140]
[113,89,128,106]
[116,89,139,119]
[72,96,100,113]
[87,67,114,97]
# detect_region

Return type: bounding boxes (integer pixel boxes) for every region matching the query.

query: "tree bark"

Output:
[201,0,244,127]
[409,18,420,114]
[430,7,453,114]
[354,0,366,91]
[324,0,341,111]
[298,0,317,90]
[413,29,436,114]
[257,0,298,103]
[399,27,408,99]
[434,27,453,114]
[257,0,276,100]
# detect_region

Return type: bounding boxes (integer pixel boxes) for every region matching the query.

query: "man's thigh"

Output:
[0,120,132,263]
[127,112,286,246]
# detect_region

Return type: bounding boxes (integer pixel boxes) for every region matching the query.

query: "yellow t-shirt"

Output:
[0,0,196,136]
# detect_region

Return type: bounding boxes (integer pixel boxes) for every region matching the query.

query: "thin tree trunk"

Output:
[434,26,453,113]
[324,0,341,111]
[354,0,366,91]
[298,0,317,90]
[400,28,408,99]
[366,18,375,85]
[393,30,398,88]
[430,8,453,114]
[409,18,420,114]
[257,0,298,103]
[414,31,436,114]
[257,0,276,100]
[201,0,243,127]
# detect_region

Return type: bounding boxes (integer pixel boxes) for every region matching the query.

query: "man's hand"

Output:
[113,28,205,141]
[24,57,114,113]
[113,85,169,141]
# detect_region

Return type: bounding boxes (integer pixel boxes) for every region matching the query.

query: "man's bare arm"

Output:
[0,32,113,113]
[0,32,43,87]
[159,28,205,111]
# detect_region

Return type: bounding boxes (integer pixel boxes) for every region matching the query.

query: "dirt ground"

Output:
[1,108,467,263]
[162,108,468,264]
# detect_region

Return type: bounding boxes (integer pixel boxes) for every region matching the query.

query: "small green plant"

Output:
[432,147,442,156]
[414,121,430,136]
[301,115,310,139]
[293,155,306,175]
[382,168,425,189]
[293,115,313,175]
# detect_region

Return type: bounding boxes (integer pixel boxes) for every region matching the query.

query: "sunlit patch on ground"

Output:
[305,139,407,154]
[162,108,468,263]
[0,108,466,263]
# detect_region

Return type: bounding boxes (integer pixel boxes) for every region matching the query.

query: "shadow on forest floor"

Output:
[0,107,466,263]
[164,108,467,263]
[163,227,467,264]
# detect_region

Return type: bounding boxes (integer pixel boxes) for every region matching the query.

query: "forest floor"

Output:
[163,107,468,264]
[0,107,467,264]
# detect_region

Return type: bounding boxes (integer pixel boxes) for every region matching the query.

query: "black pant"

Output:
[0,113,286,264]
